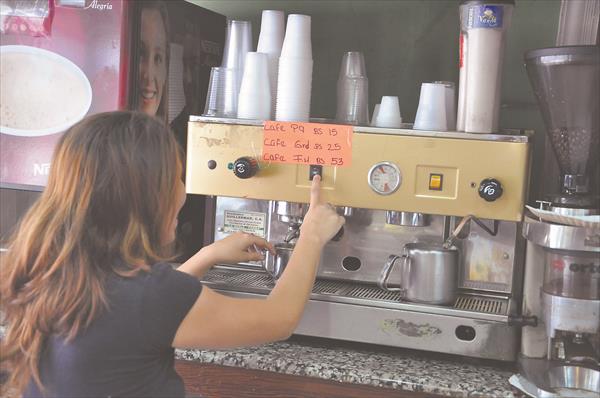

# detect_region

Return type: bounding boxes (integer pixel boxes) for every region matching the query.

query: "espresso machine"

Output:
[511,46,600,396]
[186,115,532,361]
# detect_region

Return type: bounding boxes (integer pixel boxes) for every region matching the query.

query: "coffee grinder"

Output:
[513,46,600,397]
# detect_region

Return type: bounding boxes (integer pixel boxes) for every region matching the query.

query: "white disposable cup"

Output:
[374,96,402,128]
[371,103,380,126]
[257,10,285,47]
[276,58,313,96]
[280,14,312,59]
[257,10,285,118]
[238,52,271,120]
[413,82,448,131]
[204,67,238,118]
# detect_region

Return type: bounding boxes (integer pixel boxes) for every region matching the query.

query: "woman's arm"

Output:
[177,232,275,279]
[172,176,344,348]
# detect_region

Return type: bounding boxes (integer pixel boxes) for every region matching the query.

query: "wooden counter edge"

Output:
[175,359,445,398]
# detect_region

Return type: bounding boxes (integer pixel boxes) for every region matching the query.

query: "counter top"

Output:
[175,335,522,398]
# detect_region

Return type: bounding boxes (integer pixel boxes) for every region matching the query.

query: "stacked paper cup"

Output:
[237,52,271,120]
[275,14,313,122]
[413,83,448,131]
[257,10,285,119]
[373,96,402,128]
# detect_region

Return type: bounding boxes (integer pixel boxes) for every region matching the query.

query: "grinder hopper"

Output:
[524,45,600,212]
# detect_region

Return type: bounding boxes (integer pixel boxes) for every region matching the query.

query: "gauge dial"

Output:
[368,162,402,195]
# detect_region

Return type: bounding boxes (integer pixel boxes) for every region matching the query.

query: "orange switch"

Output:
[429,174,443,191]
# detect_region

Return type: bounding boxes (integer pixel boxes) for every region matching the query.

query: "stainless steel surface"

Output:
[202,267,512,322]
[385,211,429,227]
[275,201,306,224]
[198,115,528,361]
[516,357,600,397]
[548,366,600,394]
[523,216,600,252]
[542,292,600,337]
[378,255,403,292]
[542,250,599,300]
[454,295,507,315]
[188,115,531,143]
[266,242,293,279]
[203,270,519,361]
[378,242,459,305]
[341,206,354,217]
[550,205,599,217]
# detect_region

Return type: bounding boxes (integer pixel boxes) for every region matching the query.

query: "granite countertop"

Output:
[176,335,522,398]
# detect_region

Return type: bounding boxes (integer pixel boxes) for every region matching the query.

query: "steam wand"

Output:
[443,215,500,249]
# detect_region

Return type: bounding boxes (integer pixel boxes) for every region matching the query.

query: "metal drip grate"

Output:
[313,279,346,295]
[345,285,404,301]
[203,269,274,288]
[454,295,506,315]
[203,268,508,315]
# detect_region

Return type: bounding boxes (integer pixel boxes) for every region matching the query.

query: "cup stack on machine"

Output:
[413,82,456,131]
[257,10,285,119]
[275,14,313,122]
[204,19,252,117]
[335,51,369,125]
[237,52,271,120]
[372,96,402,128]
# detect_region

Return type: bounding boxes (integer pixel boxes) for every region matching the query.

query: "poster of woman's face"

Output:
[131,0,224,128]
[136,1,169,121]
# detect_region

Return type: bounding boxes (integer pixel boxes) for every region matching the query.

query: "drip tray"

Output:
[202,268,510,317]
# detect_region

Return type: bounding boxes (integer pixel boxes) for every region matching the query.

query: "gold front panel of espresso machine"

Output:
[188,117,532,361]
[186,119,529,222]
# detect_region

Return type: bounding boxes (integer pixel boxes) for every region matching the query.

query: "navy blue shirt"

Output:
[25,263,202,397]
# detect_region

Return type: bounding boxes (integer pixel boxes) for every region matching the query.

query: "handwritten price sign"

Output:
[262,121,353,167]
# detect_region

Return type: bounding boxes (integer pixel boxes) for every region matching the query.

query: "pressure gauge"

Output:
[367,162,402,195]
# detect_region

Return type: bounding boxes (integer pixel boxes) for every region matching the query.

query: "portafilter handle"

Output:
[378,254,405,292]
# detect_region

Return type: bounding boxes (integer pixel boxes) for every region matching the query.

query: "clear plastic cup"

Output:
[203,67,238,118]
[335,51,369,125]
[238,52,271,120]
[413,82,448,131]
[374,96,402,128]
[336,76,369,125]
[280,14,312,59]
[433,81,456,131]
[221,20,253,93]
[339,51,367,78]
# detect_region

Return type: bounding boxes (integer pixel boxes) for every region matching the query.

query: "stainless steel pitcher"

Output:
[378,242,459,305]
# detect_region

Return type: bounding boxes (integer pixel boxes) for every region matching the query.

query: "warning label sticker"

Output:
[223,210,267,238]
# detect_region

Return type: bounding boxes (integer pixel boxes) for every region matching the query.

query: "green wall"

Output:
[190,0,562,198]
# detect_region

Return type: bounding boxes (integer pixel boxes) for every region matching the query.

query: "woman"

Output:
[0,111,344,397]
[137,1,169,121]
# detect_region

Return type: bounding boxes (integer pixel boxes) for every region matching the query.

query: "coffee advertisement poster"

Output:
[0,0,224,191]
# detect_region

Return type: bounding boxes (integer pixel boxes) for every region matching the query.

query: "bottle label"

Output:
[467,5,504,29]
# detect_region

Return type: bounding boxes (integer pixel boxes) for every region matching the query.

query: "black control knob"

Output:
[233,157,258,179]
[478,178,503,202]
